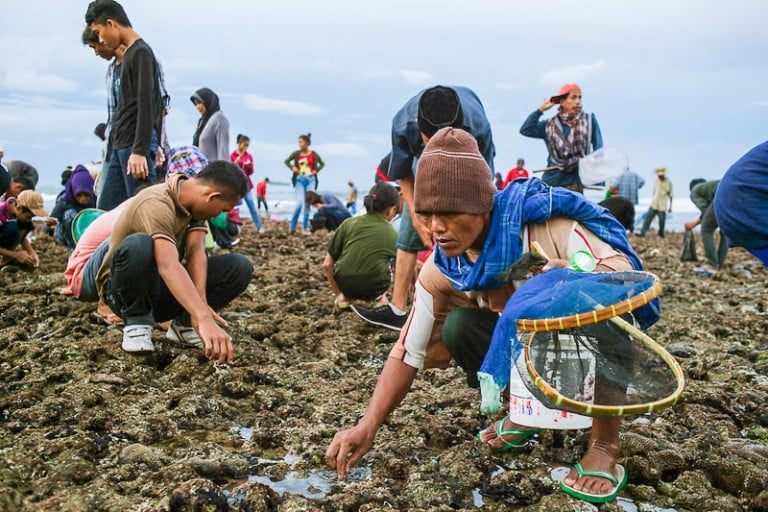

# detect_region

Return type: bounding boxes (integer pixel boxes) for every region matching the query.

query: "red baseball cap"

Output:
[549,83,581,104]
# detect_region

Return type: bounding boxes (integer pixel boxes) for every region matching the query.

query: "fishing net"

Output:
[578,148,629,186]
[478,268,683,417]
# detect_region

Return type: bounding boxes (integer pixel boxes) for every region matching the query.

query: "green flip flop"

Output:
[558,463,627,504]
[476,420,540,453]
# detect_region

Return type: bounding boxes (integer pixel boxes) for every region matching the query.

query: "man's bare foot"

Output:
[562,442,620,495]
[478,418,537,450]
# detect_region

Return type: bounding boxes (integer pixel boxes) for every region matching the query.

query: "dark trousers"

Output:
[310,210,351,232]
[701,205,728,269]
[97,147,156,211]
[80,238,111,301]
[441,307,498,388]
[640,208,666,237]
[0,221,20,250]
[103,233,253,326]
[257,196,269,212]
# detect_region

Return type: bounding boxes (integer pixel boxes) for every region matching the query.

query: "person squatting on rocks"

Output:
[639,167,673,237]
[599,195,635,232]
[86,0,165,210]
[285,133,325,233]
[327,127,651,503]
[323,182,400,310]
[520,83,603,193]
[51,164,96,252]
[95,161,253,362]
[715,139,768,267]
[352,85,495,331]
[0,190,47,268]
[684,179,727,275]
[2,160,39,200]
[305,191,351,232]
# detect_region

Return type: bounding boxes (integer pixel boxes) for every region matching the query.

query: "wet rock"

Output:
[401,474,455,508]
[190,453,249,480]
[483,468,550,506]
[667,341,698,358]
[55,457,96,484]
[119,443,159,468]
[168,479,229,512]
[621,432,657,455]
[227,481,279,511]
[752,489,768,512]
[524,492,598,511]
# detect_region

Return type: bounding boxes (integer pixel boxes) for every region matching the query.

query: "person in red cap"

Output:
[520,83,602,193]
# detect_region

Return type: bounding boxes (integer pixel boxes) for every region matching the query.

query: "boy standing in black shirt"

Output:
[86,0,162,210]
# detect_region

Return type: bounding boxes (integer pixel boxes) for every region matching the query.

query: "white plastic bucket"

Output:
[508,333,594,430]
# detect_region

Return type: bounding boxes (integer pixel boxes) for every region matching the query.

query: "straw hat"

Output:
[655,167,667,176]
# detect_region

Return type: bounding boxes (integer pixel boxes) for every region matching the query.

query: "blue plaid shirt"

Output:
[614,171,645,205]
[387,85,495,180]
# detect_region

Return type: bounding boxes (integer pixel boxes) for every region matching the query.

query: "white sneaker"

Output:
[166,320,204,348]
[122,325,155,353]
[258,227,266,234]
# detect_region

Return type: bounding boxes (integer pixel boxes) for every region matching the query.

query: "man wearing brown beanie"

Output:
[351,85,495,331]
[329,127,646,504]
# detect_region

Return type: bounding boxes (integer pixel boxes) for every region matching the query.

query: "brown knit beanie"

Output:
[414,127,495,215]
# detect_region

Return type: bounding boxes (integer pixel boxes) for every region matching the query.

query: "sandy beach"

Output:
[0,222,766,512]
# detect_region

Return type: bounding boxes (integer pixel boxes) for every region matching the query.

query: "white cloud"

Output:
[540,59,606,87]
[2,70,78,93]
[400,69,434,86]
[754,101,768,107]
[242,94,325,116]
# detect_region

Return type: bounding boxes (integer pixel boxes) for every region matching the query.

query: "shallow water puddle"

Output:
[246,453,371,499]
[471,488,484,507]
[248,466,371,499]
[237,426,253,442]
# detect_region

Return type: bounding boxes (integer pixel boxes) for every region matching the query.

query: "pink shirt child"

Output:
[64,201,130,298]
[230,150,255,190]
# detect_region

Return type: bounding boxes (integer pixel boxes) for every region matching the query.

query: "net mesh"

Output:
[515,317,680,417]
[478,267,667,415]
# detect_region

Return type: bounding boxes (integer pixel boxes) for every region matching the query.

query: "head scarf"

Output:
[544,108,590,173]
[191,88,221,147]
[62,165,95,207]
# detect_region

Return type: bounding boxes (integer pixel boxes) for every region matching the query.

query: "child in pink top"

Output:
[230,134,264,232]
[64,201,129,299]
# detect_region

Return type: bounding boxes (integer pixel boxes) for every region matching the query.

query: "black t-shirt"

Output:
[110,39,162,156]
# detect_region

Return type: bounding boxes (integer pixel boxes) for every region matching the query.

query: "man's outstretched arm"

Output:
[154,237,233,363]
[326,357,417,479]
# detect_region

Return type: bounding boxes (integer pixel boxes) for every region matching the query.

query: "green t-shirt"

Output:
[327,213,397,299]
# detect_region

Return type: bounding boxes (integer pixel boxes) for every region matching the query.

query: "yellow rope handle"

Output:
[521,240,685,417]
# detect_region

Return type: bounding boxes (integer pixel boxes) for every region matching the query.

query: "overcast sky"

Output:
[1,0,766,196]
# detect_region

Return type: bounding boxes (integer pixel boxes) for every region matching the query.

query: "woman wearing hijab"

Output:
[191,88,230,161]
[520,83,603,193]
[51,164,96,252]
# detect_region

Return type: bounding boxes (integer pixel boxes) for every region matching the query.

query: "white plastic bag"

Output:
[579,148,629,186]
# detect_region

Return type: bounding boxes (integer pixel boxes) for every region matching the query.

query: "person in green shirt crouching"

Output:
[323,182,401,310]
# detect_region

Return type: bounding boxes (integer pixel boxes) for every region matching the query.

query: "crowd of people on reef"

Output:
[1,0,767,506]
